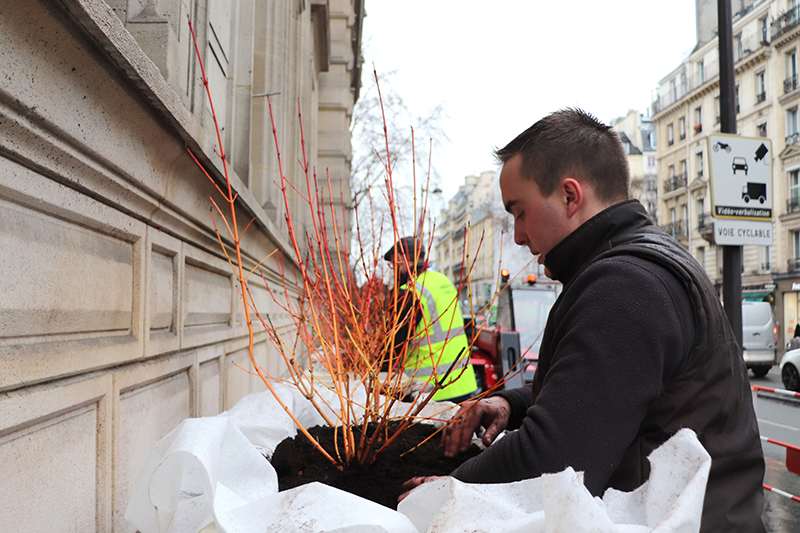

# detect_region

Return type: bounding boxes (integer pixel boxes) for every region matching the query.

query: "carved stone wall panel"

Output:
[182,242,235,348]
[224,346,251,410]
[114,354,194,533]
[145,225,182,356]
[0,198,134,337]
[0,156,146,391]
[0,373,114,531]
[198,357,222,416]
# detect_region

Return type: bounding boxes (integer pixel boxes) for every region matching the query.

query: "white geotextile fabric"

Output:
[125,385,711,533]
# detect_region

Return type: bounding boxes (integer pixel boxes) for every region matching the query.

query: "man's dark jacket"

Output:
[451,200,765,532]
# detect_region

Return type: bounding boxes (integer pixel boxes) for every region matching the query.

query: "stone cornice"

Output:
[773,23,800,51]
[735,46,770,76]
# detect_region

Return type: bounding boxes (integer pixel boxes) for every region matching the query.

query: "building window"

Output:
[648,156,656,166]
[786,50,798,93]
[757,122,768,138]
[694,106,703,133]
[788,107,799,144]
[669,164,675,177]
[698,59,706,84]
[698,247,706,270]
[761,16,769,44]
[679,116,686,140]
[793,232,800,267]
[696,151,704,178]
[789,170,800,214]
[736,85,740,114]
[668,123,674,146]
[715,95,721,124]
[756,70,767,103]
[681,159,687,177]
[761,246,771,272]
[736,33,743,60]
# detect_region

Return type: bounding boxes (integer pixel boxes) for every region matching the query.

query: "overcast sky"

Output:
[360,0,698,200]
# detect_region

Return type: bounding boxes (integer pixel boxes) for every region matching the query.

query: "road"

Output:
[750,370,800,532]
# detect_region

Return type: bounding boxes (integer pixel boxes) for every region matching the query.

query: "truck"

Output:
[465,272,561,393]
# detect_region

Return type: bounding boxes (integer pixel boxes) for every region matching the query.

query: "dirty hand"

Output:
[397,475,446,503]
[441,396,510,457]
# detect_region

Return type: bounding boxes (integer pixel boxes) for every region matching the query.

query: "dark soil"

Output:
[271,421,482,509]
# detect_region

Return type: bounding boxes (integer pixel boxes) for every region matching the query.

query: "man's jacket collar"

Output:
[544,199,651,284]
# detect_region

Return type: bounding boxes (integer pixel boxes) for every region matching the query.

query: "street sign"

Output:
[713,219,773,246]
[708,133,774,245]
[708,133,773,220]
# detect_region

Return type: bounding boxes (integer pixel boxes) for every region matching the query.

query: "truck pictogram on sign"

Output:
[742,182,766,203]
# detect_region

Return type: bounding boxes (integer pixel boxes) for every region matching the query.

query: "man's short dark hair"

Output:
[494,108,630,204]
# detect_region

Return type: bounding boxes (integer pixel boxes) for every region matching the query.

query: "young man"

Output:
[401,109,765,532]
[385,237,478,402]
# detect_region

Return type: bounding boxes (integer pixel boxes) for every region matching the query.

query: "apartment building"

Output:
[650,0,800,349]
[434,170,548,314]
[0,1,363,529]
[612,110,659,220]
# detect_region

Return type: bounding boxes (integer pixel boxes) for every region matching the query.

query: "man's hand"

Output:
[397,475,446,503]
[441,396,511,457]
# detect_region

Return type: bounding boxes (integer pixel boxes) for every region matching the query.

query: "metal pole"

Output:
[718,0,743,346]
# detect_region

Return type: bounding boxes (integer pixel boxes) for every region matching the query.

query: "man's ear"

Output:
[561,178,583,217]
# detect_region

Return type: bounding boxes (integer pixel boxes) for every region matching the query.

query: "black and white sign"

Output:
[708,134,774,246]
[709,133,773,220]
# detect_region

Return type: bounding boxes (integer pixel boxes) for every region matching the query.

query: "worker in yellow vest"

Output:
[384,236,478,403]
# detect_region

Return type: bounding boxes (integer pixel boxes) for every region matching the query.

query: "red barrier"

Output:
[763,484,800,503]
[761,436,800,476]
[752,384,800,399]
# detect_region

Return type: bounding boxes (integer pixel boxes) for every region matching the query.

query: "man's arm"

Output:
[449,256,695,495]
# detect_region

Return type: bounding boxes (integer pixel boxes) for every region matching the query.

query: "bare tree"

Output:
[349,68,447,265]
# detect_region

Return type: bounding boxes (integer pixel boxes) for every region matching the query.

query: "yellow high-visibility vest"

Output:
[402,270,477,401]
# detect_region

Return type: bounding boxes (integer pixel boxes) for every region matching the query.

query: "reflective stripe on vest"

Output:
[401,270,477,400]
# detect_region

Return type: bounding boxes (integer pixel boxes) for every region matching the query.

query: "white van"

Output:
[741,301,778,377]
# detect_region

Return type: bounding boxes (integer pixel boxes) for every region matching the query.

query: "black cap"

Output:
[384,236,425,261]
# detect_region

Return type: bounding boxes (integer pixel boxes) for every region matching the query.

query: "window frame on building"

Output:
[756,69,767,103]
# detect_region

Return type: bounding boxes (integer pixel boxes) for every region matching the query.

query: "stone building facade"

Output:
[433,170,549,315]
[0,0,363,530]
[650,0,800,352]
[611,109,659,220]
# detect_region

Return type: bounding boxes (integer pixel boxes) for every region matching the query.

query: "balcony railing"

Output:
[785,74,799,93]
[789,258,800,272]
[772,6,800,41]
[663,173,688,194]
[661,220,688,238]
[787,131,800,145]
[756,91,767,103]
[761,262,772,272]
[652,61,719,114]
[697,212,714,232]
[787,195,800,214]
[679,132,686,140]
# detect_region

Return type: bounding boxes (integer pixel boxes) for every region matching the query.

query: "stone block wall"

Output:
[0,0,362,529]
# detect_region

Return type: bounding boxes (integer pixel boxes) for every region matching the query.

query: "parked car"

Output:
[741,301,778,377]
[781,349,800,391]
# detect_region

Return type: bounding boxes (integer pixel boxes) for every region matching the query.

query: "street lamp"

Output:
[418,186,443,235]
